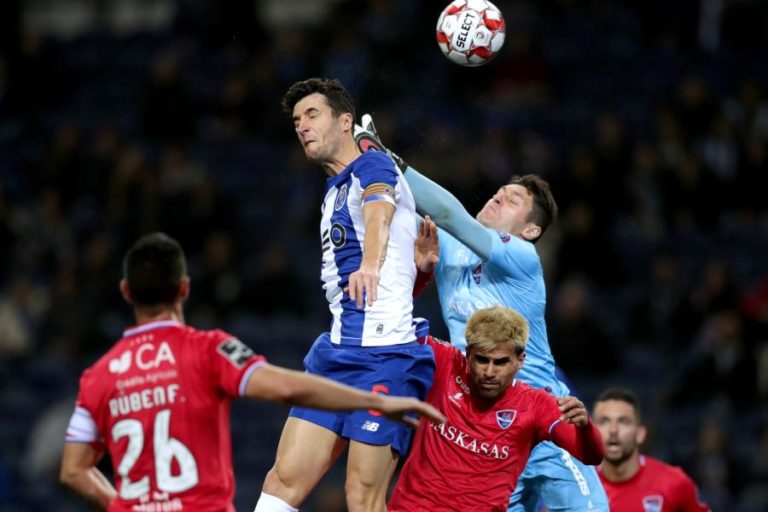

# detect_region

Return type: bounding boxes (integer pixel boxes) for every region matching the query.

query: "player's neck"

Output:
[323,139,362,177]
[133,304,185,326]
[602,452,641,482]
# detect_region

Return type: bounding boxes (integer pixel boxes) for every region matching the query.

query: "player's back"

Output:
[67,320,264,511]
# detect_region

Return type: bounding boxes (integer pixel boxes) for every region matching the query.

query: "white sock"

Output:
[254,492,299,512]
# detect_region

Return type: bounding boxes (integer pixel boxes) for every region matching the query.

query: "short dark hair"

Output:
[595,387,642,423]
[508,174,558,241]
[281,77,355,119]
[123,233,186,306]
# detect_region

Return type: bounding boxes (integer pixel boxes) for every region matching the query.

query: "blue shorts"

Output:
[289,333,435,455]
[508,441,609,512]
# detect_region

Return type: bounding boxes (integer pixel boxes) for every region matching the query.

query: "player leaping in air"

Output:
[354,116,610,512]
[254,79,436,512]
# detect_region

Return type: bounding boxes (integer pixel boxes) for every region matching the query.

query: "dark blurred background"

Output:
[0,0,767,510]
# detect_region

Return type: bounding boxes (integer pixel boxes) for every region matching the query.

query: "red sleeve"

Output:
[673,468,711,512]
[424,335,460,371]
[208,331,267,398]
[550,419,605,466]
[413,268,434,298]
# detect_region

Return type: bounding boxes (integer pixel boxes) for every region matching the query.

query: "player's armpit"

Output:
[549,419,605,466]
[60,442,116,510]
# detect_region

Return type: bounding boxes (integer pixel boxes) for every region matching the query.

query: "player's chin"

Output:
[477,387,501,400]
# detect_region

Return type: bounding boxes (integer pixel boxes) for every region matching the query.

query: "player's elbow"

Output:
[59,464,79,490]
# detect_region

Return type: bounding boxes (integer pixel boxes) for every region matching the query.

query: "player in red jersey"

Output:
[388,305,604,512]
[58,233,445,512]
[593,387,710,512]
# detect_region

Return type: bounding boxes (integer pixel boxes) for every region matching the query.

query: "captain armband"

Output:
[362,183,397,207]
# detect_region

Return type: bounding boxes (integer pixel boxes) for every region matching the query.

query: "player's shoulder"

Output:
[352,150,396,174]
[508,381,556,407]
[644,455,693,481]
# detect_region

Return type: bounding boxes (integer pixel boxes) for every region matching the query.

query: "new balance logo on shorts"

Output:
[361,421,380,432]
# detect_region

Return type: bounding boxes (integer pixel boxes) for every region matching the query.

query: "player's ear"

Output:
[340,112,353,132]
[119,279,133,304]
[178,276,190,303]
[521,223,541,242]
[636,424,647,445]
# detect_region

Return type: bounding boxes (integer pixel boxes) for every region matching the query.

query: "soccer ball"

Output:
[436,0,506,67]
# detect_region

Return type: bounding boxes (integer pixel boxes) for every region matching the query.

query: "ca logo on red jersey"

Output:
[496,409,517,429]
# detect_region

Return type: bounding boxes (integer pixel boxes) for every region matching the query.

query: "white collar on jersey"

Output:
[123,320,182,337]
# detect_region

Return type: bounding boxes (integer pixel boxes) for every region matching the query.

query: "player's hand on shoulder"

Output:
[557,396,589,427]
[353,113,407,172]
[415,215,440,273]
[375,395,446,428]
[347,264,380,308]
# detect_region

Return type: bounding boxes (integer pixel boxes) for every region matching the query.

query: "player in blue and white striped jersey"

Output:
[254,79,434,512]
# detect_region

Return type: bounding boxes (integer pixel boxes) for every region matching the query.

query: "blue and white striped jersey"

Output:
[320,151,417,347]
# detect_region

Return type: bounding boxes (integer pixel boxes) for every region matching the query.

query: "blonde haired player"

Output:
[389,304,604,512]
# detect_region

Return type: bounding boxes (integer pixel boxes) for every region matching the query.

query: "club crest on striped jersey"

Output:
[334,183,348,211]
[496,409,516,429]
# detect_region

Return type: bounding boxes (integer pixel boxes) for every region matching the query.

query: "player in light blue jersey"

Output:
[254,81,434,512]
[354,116,609,512]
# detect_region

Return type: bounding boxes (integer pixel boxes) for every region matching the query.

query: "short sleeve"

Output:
[353,151,399,189]
[425,336,462,376]
[673,468,711,511]
[65,370,105,449]
[532,390,566,442]
[487,231,540,280]
[209,332,267,398]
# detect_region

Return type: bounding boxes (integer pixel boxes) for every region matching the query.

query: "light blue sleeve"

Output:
[487,232,541,280]
[404,165,494,260]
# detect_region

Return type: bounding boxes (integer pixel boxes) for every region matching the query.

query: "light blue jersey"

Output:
[435,228,570,397]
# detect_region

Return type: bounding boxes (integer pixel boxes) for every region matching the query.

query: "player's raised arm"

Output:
[243,363,446,427]
[347,187,396,308]
[354,114,494,260]
[60,442,116,511]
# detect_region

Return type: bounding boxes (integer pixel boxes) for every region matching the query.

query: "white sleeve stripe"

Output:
[66,406,101,443]
[238,360,267,397]
[548,419,561,434]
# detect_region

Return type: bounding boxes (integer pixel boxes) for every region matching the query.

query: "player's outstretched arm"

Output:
[549,396,605,465]
[244,363,446,427]
[354,114,494,260]
[60,442,116,510]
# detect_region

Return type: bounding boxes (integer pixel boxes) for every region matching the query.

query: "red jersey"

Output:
[599,455,710,512]
[65,320,266,512]
[389,337,602,512]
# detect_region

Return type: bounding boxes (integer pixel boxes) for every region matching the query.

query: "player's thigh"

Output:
[271,417,347,486]
[527,442,609,512]
[346,440,399,495]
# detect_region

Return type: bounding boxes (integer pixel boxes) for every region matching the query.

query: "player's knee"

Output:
[263,459,302,495]
[344,473,385,512]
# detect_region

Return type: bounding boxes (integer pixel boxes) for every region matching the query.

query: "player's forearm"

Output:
[247,364,385,411]
[550,420,605,465]
[361,203,393,269]
[60,465,116,510]
[403,166,493,259]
